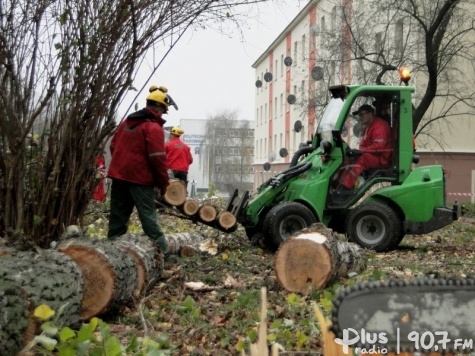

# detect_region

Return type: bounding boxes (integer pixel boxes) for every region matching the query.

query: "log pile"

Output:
[158,182,238,233]
[0,233,165,355]
[274,223,364,294]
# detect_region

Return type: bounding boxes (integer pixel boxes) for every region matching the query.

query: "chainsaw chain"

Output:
[330,278,475,354]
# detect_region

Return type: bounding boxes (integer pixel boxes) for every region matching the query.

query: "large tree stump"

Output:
[163,179,187,206]
[0,250,83,355]
[114,234,164,296]
[274,223,364,294]
[58,239,137,320]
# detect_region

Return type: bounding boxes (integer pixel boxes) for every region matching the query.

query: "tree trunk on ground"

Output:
[274,223,364,294]
[114,234,164,297]
[216,211,237,232]
[164,233,206,256]
[198,204,218,223]
[180,198,200,216]
[0,280,33,356]
[58,239,137,320]
[0,251,84,355]
[163,179,187,207]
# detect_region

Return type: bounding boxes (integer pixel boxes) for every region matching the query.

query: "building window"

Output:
[265,103,267,123]
[321,16,326,33]
[302,34,306,59]
[375,32,383,52]
[395,20,403,56]
[331,6,337,31]
[301,80,305,97]
[294,41,298,64]
[281,54,284,76]
[330,62,336,85]
[280,134,283,151]
[274,97,277,119]
[275,59,278,79]
[280,93,283,116]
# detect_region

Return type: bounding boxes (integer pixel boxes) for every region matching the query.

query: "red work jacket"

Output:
[165,136,193,172]
[359,117,392,167]
[108,108,169,188]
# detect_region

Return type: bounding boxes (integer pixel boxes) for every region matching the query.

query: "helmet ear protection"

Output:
[149,84,178,111]
[146,90,169,112]
[170,127,184,136]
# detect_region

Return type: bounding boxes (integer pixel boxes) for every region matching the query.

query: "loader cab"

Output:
[320,87,410,208]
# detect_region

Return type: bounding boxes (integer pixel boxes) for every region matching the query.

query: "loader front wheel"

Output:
[346,201,401,252]
[263,202,317,250]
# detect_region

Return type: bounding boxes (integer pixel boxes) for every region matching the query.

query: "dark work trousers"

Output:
[172,170,188,188]
[107,179,168,254]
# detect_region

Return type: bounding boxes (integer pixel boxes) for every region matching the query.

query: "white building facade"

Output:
[252,0,475,202]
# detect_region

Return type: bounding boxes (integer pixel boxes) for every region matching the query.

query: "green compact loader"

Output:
[227,81,460,252]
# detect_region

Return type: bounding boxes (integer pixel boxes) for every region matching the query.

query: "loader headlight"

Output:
[399,67,412,85]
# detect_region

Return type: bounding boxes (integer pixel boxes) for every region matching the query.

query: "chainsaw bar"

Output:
[331,278,475,354]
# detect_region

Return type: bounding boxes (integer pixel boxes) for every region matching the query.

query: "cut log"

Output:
[216,211,237,231]
[274,223,364,294]
[164,233,206,256]
[114,234,164,296]
[0,250,83,355]
[163,179,187,206]
[181,198,200,216]
[58,239,137,320]
[0,280,32,356]
[198,203,218,223]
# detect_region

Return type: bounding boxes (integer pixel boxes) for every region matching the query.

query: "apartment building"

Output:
[252,0,475,202]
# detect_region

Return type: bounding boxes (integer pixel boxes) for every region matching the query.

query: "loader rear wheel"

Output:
[263,202,317,250]
[346,201,401,252]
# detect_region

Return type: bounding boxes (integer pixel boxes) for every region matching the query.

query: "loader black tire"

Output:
[346,201,401,252]
[263,202,317,250]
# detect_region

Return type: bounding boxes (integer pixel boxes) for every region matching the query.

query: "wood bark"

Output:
[0,250,84,355]
[0,280,32,356]
[114,234,164,297]
[163,179,187,207]
[274,223,364,294]
[164,233,206,256]
[58,239,137,320]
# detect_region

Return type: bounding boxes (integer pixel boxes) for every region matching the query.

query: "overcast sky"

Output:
[118,1,306,127]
